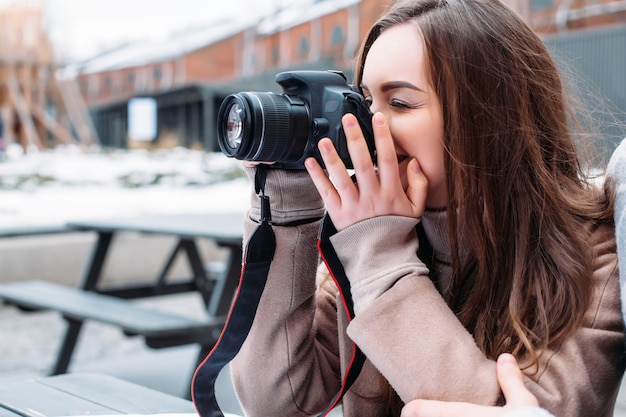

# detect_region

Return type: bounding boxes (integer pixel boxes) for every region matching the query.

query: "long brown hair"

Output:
[354,0,614,410]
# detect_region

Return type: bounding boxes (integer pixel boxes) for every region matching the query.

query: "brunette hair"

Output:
[354,0,614,401]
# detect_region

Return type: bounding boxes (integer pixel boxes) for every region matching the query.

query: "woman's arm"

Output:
[230,168,344,417]
[338,220,624,417]
[333,216,501,404]
[401,354,554,417]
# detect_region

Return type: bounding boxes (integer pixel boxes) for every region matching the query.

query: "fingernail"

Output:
[498,353,516,367]
[319,140,333,155]
[305,158,315,169]
[373,112,385,126]
[343,114,357,127]
[411,158,422,173]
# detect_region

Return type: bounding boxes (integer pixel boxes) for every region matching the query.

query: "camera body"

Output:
[217,70,375,169]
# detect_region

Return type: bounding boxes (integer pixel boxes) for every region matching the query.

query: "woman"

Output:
[230,0,624,416]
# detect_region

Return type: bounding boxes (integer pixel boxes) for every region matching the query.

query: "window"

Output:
[298,36,310,57]
[103,76,112,91]
[331,25,345,46]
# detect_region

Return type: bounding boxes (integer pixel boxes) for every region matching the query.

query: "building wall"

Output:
[78,0,626,151]
[183,34,243,83]
[285,21,312,67]
[77,0,626,109]
[82,60,183,108]
[259,32,282,70]
[77,0,395,109]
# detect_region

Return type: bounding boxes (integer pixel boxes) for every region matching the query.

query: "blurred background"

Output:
[0,0,625,412]
[0,0,624,160]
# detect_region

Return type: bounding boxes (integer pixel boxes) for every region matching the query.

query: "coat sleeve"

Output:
[334,217,624,417]
[230,168,344,417]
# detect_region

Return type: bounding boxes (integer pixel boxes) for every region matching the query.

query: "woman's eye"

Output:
[390,99,411,109]
[364,96,373,107]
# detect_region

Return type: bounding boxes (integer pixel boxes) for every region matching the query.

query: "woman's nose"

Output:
[368,100,381,115]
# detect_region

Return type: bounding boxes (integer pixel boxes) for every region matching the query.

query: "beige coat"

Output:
[230,169,625,417]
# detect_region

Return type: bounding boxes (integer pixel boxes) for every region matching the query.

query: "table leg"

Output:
[207,243,242,317]
[80,231,114,291]
[51,318,83,375]
[156,240,185,287]
[51,231,114,375]
[179,239,213,305]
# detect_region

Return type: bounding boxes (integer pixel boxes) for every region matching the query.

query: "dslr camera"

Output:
[216,70,376,170]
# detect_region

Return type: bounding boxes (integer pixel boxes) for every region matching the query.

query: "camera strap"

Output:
[191,165,365,417]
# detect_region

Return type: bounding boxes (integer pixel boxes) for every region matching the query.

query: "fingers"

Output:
[401,399,493,417]
[306,111,429,228]
[369,112,399,190]
[344,113,378,190]
[496,354,539,407]
[306,113,378,228]
[304,152,342,214]
[317,138,358,200]
[402,399,459,417]
[406,158,428,218]
[368,113,427,219]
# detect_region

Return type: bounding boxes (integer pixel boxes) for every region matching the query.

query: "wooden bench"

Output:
[0,280,227,349]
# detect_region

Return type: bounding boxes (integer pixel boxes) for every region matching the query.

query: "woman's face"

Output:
[361,23,446,209]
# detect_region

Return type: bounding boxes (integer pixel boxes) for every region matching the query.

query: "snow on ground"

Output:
[0,144,250,227]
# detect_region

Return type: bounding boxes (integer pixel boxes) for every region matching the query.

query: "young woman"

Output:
[230,0,624,416]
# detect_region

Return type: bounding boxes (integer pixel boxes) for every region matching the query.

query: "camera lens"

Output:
[217,92,310,163]
[218,95,256,157]
[225,102,244,149]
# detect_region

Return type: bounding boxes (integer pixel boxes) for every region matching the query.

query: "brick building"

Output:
[77,0,393,108]
[74,0,626,153]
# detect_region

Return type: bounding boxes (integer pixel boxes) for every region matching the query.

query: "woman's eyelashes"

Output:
[362,93,421,111]
[390,99,416,110]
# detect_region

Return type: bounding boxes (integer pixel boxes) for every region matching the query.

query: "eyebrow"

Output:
[361,81,426,93]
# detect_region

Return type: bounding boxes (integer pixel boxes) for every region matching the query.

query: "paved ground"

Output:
[0,294,624,416]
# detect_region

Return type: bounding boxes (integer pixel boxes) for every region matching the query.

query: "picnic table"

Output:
[0,224,71,238]
[0,212,245,389]
[0,373,196,416]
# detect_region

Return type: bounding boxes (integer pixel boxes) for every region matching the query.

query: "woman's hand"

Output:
[305,112,428,230]
[401,354,542,417]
